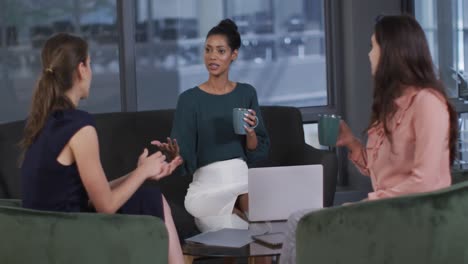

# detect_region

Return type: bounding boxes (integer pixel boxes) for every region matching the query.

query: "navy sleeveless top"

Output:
[21,109,95,212]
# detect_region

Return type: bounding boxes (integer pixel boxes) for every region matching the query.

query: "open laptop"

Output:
[184,165,323,247]
[248,165,323,223]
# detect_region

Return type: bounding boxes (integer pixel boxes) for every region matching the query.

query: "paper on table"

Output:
[185,228,256,248]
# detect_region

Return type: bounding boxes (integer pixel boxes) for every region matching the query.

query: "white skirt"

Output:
[184,158,249,232]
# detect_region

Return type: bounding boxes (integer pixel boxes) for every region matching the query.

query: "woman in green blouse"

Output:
[156,19,270,232]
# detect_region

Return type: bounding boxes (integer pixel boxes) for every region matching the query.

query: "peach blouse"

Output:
[350,88,452,200]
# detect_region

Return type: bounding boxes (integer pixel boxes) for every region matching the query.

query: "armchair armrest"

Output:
[296,182,468,264]
[0,206,168,264]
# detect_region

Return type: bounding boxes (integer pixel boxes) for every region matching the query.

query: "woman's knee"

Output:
[286,209,311,233]
[184,195,205,217]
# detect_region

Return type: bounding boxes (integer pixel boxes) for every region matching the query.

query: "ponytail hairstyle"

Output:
[370,15,458,165]
[207,18,241,51]
[20,33,88,154]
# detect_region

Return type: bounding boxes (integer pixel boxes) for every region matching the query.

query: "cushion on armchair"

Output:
[0,205,168,264]
[296,181,468,264]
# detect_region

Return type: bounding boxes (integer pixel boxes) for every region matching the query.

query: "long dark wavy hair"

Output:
[20,33,88,155]
[370,15,458,164]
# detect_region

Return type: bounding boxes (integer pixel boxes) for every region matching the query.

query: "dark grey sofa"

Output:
[0,106,338,240]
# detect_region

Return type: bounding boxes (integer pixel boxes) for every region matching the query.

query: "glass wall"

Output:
[415,0,439,66]
[0,0,328,123]
[415,0,468,170]
[134,0,327,111]
[0,0,121,124]
[414,0,463,96]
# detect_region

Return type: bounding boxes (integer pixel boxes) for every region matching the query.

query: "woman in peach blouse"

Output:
[337,15,458,200]
[279,15,458,264]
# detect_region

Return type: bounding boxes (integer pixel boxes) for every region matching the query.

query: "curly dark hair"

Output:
[206,18,241,51]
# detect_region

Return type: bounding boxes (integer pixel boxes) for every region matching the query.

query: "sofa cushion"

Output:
[296,181,468,264]
[252,106,306,167]
[0,205,168,264]
[0,120,23,198]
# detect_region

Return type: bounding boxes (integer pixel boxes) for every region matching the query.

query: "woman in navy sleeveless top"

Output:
[20,33,184,263]
[22,109,95,212]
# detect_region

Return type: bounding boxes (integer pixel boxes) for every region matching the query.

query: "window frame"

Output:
[412,0,468,112]
[299,0,341,122]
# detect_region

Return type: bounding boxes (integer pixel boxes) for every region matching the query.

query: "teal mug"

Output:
[318,114,341,146]
[233,108,258,135]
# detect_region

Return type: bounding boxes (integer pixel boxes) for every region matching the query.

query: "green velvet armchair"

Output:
[296,181,468,264]
[0,199,168,264]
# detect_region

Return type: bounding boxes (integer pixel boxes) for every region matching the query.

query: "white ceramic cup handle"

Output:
[252,116,259,129]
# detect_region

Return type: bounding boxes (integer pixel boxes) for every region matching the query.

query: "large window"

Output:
[415,0,468,170]
[134,0,327,111]
[0,0,330,124]
[0,0,121,124]
[414,0,466,96]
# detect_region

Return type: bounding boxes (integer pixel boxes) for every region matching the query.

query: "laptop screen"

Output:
[248,165,323,222]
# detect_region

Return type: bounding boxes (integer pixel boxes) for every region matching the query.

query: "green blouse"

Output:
[171,82,270,175]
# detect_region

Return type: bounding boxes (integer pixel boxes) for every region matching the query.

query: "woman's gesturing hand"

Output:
[150,155,184,180]
[152,138,180,163]
[137,147,184,180]
[137,149,168,179]
[336,120,360,149]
